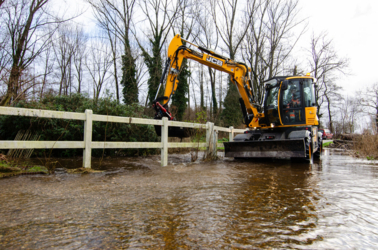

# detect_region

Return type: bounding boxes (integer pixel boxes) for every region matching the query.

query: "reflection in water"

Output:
[0,150,378,248]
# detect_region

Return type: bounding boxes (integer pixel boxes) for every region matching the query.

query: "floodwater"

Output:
[0,149,378,249]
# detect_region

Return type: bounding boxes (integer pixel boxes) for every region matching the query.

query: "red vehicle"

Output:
[319,128,333,139]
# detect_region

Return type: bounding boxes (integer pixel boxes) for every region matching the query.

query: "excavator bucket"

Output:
[224,139,306,158]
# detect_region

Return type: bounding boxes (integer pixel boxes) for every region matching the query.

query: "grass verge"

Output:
[0,162,48,178]
[323,141,333,147]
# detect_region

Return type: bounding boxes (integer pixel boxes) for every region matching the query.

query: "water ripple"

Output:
[0,150,378,248]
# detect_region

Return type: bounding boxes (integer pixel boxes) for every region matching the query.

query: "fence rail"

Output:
[0,107,246,168]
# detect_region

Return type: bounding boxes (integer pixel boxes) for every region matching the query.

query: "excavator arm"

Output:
[153,34,263,128]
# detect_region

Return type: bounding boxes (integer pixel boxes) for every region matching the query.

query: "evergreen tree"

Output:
[140,35,163,104]
[221,82,243,127]
[120,41,138,104]
[220,49,243,127]
[171,59,190,120]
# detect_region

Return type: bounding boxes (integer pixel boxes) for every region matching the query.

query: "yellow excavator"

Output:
[153,34,322,161]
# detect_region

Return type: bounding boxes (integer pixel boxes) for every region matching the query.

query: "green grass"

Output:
[323,141,333,147]
[27,166,48,173]
[0,161,48,178]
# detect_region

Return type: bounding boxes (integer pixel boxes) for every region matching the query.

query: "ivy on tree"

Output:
[140,36,163,105]
[171,59,190,121]
[120,41,138,105]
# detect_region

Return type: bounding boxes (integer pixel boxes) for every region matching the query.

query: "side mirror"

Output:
[281,80,288,90]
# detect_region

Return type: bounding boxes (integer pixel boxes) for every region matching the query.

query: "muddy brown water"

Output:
[0,149,378,249]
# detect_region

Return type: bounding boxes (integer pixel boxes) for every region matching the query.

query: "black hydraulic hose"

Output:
[235,61,256,102]
[236,61,249,77]
[161,58,171,81]
[198,46,228,60]
[239,98,248,125]
[154,58,171,101]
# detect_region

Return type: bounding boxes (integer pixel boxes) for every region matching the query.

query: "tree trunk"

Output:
[200,65,204,110]
[1,0,46,106]
[208,67,218,120]
[376,107,378,133]
[0,65,21,106]
[325,94,333,133]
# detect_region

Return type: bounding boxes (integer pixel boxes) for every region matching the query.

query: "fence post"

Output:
[212,128,218,157]
[83,109,93,168]
[206,122,214,156]
[229,126,234,142]
[161,117,168,167]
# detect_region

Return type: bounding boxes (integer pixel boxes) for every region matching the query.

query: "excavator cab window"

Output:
[264,85,280,124]
[303,79,315,107]
[281,80,305,125]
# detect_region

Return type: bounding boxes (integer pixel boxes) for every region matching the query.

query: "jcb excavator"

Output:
[153,34,321,161]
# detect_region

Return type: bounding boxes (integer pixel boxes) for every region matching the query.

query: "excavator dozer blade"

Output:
[224,139,306,158]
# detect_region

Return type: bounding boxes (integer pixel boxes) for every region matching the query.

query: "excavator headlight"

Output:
[271,123,275,128]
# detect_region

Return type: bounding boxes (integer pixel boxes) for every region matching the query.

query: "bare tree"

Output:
[87,0,137,103]
[86,38,112,102]
[0,0,69,106]
[194,0,220,119]
[360,82,378,133]
[210,0,253,60]
[73,26,87,94]
[0,2,11,83]
[137,0,180,104]
[264,0,305,78]
[209,0,254,126]
[335,96,361,134]
[242,0,306,106]
[39,41,54,99]
[308,32,349,125]
[53,24,77,96]
[323,80,343,132]
[0,33,11,91]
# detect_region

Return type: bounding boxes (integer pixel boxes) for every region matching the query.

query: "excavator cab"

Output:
[262,77,317,127]
[280,78,316,126]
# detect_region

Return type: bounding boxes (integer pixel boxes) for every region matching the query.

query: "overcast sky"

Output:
[297,0,378,96]
[60,0,378,97]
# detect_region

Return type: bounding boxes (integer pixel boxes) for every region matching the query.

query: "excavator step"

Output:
[224,139,306,158]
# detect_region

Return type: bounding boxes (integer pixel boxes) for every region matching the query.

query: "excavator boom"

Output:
[153,34,262,128]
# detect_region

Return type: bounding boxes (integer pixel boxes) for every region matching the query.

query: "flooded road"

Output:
[0,149,378,249]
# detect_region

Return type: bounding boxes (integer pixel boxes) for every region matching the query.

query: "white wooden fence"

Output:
[0,107,246,168]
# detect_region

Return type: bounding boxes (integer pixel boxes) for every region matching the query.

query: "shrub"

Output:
[353,134,378,159]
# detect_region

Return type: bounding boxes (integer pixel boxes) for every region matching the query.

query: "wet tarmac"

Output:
[0,149,378,249]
